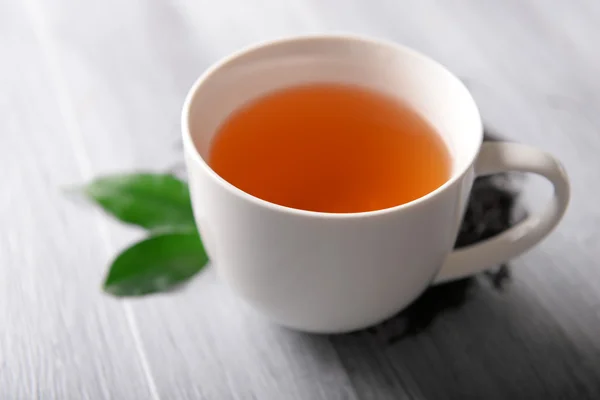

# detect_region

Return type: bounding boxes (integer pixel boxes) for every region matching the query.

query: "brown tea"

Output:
[207,83,451,213]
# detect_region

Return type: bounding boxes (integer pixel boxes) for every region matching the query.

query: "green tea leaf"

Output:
[84,173,196,233]
[104,232,208,296]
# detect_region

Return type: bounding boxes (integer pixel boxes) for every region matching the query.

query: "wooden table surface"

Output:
[2,0,600,398]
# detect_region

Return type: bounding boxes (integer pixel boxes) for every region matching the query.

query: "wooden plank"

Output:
[0,1,155,399]
[5,0,600,398]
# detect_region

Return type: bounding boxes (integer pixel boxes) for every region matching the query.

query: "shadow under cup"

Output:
[182,36,484,333]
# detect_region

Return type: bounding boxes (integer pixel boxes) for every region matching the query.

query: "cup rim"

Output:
[181,33,483,219]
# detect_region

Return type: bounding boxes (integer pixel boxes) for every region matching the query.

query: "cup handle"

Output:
[433,142,570,284]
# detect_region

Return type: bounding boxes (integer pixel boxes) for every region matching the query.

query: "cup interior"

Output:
[184,35,482,191]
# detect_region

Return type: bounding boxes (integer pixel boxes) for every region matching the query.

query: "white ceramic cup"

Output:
[182,35,570,333]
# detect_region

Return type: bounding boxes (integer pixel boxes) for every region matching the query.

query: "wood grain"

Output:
[0,1,155,399]
[2,0,600,398]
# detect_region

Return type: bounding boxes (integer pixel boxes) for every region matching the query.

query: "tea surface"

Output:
[208,83,451,213]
